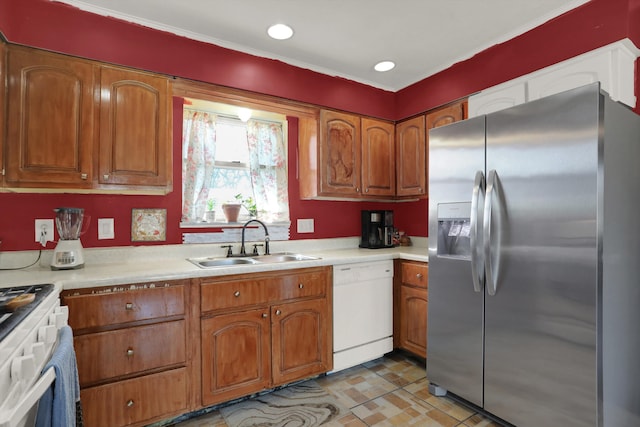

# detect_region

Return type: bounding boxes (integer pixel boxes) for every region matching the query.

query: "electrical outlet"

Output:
[35,219,55,246]
[297,218,315,233]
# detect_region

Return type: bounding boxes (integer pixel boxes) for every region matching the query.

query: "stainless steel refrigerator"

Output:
[427,83,640,427]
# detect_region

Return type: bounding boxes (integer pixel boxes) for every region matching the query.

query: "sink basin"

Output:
[189,257,259,268]
[188,252,320,269]
[255,253,320,263]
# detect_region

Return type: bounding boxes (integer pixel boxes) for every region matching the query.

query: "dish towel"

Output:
[35,325,82,427]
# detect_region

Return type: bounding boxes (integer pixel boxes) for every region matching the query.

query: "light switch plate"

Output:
[98,218,115,240]
[297,218,315,233]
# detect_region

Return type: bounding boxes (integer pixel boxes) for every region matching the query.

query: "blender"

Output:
[51,207,85,270]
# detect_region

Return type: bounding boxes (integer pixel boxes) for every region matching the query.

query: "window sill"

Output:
[181,221,291,244]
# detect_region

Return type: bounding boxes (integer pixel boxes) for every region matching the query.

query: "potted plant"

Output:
[221,200,242,223]
[235,193,258,218]
[204,199,216,223]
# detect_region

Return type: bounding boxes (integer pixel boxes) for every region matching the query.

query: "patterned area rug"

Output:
[219,380,349,427]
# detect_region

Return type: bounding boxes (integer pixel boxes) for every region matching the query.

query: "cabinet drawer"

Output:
[81,367,188,427]
[75,320,186,386]
[269,270,327,301]
[65,285,185,330]
[201,278,268,312]
[401,262,428,288]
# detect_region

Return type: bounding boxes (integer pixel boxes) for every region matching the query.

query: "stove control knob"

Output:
[50,306,69,328]
[27,342,47,365]
[11,354,36,385]
[38,325,57,344]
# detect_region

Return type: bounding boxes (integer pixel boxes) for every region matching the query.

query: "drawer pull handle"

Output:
[262,313,268,318]
[80,173,87,180]
[234,291,241,297]
[298,283,304,289]
[275,309,281,316]
[126,348,134,357]
[103,174,110,180]
[127,400,134,408]
[125,303,134,310]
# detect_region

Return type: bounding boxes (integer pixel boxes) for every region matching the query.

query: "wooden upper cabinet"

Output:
[319,110,361,196]
[5,46,96,188]
[99,66,172,189]
[395,115,426,197]
[361,118,395,197]
[426,102,466,130]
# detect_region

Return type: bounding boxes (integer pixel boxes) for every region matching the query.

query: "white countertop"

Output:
[0,237,428,290]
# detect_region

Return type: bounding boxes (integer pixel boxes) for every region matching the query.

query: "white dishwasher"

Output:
[332,260,394,372]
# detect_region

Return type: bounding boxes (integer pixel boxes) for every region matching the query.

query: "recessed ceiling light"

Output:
[267,24,294,40]
[374,61,396,72]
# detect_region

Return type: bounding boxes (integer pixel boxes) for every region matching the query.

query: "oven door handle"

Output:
[0,368,55,427]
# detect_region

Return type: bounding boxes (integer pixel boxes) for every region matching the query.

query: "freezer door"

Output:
[428,116,485,407]
[483,84,600,426]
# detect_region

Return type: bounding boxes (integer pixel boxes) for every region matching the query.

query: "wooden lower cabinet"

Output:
[271,298,331,385]
[201,307,271,406]
[394,260,428,358]
[200,267,332,406]
[399,285,428,358]
[81,368,188,427]
[62,281,191,427]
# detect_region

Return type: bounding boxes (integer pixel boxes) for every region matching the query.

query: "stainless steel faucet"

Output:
[239,219,270,256]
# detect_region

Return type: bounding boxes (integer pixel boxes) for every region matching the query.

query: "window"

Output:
[181,99,289,230]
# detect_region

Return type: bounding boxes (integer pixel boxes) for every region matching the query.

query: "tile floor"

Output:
[170,352,504,427]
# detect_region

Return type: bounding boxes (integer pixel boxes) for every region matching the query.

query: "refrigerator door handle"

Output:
[483,169,501,296]
[470,170,485,292]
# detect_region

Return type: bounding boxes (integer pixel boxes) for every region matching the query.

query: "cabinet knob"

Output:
[416,273,423,279]
[125,303,134,310]
[103,174,110,180]
[80,173,87,180]
[356,187,360,193]
[262,313,268,318]
[298,283,304,289]
[365,188,369,193]
[126,348,134,357]
[234,291,240,297]
[126,400,134,408]
[275,309,281,316]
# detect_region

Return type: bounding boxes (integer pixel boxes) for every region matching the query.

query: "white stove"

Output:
[0,283,67,427]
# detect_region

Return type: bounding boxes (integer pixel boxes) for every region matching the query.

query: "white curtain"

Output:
[246,119,289,222]
[182,109,216,222]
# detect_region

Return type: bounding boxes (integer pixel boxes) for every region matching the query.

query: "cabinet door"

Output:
[399,285,428,358]
[395,115,426,197]
[361,118,395,197]
[201,308,271,406]
[271,298,331,385]
[425,102,465,130]
[318,110,361,196]
[99,66,171,188]
[5,46,95,188]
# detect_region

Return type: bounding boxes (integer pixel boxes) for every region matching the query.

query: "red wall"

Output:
[0,0,637,251]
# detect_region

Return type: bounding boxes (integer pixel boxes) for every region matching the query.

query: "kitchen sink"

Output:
[257,252,320,263]
[188,257,259,268]
[188,252,320,269]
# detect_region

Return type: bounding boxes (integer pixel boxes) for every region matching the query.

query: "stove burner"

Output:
[0,284,55,342]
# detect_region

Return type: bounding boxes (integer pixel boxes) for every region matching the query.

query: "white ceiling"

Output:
[54,0,590,92]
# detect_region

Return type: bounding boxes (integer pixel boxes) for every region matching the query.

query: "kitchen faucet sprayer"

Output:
[239,219,270,256]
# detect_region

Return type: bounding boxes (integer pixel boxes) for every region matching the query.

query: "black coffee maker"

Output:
[360,210,394,248]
